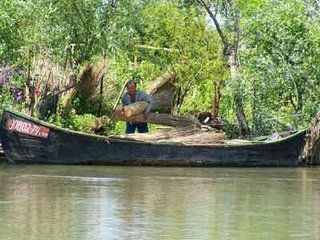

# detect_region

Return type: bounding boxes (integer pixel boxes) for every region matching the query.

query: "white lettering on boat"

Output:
[6,119,50,139]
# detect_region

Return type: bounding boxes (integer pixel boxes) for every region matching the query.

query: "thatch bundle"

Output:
[31,57,69,92]
[123,101,148,117]
[21,54,107,118]
[59,59,107,114]
[28,57,75,118]
[147,71,175,113]
[75,60,107,100]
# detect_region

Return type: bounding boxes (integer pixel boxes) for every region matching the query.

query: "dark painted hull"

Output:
[0,108,306,167]
[0,144,5,161]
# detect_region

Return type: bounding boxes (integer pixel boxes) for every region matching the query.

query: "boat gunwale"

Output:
[1,107,307,147]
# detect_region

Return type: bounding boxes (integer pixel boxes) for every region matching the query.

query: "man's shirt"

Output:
[121,90,154,114]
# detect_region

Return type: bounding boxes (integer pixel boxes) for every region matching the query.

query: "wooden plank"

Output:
[111,109,195,128]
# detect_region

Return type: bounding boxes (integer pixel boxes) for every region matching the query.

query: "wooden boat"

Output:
[0,108,306,167]
[0,143,5,161]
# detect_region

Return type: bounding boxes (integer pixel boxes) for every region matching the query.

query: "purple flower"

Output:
[0,67,25,101]
[12,88,24,102]
[0,68,12,85]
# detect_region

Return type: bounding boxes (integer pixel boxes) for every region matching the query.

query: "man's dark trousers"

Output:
[126,122,149,134]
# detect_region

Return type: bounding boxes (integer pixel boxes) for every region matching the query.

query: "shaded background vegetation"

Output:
[1,0,320,136]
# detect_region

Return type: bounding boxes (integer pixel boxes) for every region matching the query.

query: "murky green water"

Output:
[0,164,319,240]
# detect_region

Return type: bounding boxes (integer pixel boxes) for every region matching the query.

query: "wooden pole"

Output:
[70,43,76,69]
[99,76,104,117]
[133,50,138,70]
[212,80,221,118]
[98,50,106,117]
[26,49,35,117]
[64,46,69,70]
[111,81,127,117]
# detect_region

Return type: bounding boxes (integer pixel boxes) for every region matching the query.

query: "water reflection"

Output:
[0,164,319,240]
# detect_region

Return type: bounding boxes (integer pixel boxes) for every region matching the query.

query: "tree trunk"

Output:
[301,110,320,165]
[228,51,249,136]
[212,80,221,118]
[197,0,249,136]
[252,77,258,131]
[235,94,249,136]
[25,84,35,117]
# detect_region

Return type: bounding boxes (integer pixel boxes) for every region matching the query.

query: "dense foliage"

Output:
[1,0,320,136]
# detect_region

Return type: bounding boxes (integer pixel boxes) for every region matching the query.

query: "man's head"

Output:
[126,80,137,95]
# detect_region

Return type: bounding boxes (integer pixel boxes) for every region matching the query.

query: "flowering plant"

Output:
[0,67,25,110]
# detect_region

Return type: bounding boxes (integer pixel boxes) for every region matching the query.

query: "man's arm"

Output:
[121,93,130,108]
[140,91,154,114]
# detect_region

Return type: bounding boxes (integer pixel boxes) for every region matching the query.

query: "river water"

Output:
[0,164,319,240]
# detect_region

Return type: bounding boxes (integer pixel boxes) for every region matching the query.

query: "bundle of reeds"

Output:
[123,101,148,117]
[147,71,175,113]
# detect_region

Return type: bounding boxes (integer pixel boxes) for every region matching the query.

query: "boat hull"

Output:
[0,109,306,167]
[0,144,5,161]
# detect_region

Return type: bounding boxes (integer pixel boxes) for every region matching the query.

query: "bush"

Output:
[73,114,98,133]
[47,112,114,135]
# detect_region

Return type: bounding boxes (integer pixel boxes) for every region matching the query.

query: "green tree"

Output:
[240,0,320,132]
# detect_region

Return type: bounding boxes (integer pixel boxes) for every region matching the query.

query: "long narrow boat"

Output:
[0,114,4,161]
[0,108,306,167]
[0,143,5,161]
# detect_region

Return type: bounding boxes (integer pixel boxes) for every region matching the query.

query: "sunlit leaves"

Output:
[240,0,320,131]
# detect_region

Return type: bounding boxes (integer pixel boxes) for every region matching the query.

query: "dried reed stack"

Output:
[28,56,107,118]
[76,60,107,100]
[59,59,107,114]
[123,101,148,117]
[147,71,175,113]
[28,56,73,117]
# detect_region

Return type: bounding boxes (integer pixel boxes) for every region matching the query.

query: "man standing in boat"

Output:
[121,80,154,133]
